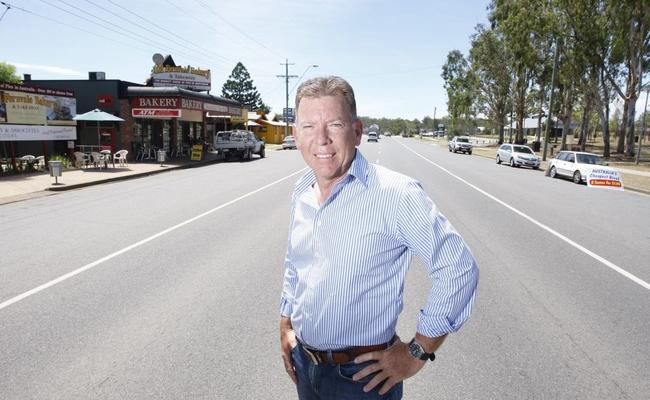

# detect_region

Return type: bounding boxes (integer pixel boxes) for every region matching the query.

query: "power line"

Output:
[98,0,234,64]
[1,1,155,56]
[37,0,224,68]
[0,1,10,22]
[162,0,261,62]
[194,0,283,60]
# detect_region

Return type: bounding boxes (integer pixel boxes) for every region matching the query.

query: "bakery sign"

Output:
[151,65,211,91]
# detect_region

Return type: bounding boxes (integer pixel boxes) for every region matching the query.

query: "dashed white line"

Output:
[395,138,650,292]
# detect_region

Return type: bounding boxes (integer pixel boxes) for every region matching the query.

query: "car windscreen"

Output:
[513,146,533,154]
[217,132,231,140]
[456,138,469,143]
[576,154,603,165]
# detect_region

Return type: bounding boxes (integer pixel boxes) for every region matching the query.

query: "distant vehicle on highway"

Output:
[367,132,378,142]
[282,135,296,150]
[496,144,540,169]
[448,136,473,154]
[383,131,392,137]
[548,151,617,184]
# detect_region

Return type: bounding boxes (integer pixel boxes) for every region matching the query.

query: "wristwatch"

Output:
[408,338,436,361]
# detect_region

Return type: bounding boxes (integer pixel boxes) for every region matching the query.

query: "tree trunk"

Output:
[616,96,628,154]
[598,67,611,158]
[536,83,546,142]
[560,85,573,150]
[579,95,592,151]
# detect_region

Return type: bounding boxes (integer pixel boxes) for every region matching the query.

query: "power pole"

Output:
[277,59,297,138]
[543,37,561,161]
[433,106,437,131]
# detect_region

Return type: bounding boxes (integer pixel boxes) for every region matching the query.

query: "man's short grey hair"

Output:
[295,76,357,120]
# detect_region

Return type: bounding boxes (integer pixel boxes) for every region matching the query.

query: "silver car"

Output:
[496,144,540,169]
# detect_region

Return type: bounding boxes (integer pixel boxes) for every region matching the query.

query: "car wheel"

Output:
[573,170,582,184]
[260,147,265,158]
[533,166,539,170]
[448,148,452,152]
[550,166,557,178]
[510,158,516,167]
[496,155,501,164]
[468,151,472,155]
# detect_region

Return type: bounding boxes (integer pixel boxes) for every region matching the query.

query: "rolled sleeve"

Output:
[397,181,479,337]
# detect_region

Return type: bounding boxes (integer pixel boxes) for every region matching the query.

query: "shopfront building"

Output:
[126,87,242,157]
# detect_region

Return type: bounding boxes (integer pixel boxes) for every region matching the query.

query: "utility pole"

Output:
[277,59,297,138]
[543,37,561,161]
[636,86,649,164]
[433,106,437,131]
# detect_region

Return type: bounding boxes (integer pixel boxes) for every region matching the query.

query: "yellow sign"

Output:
[231,116,245,123]
[191,144,203,161]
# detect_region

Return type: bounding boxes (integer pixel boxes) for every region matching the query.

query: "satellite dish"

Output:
[152,53,164,65]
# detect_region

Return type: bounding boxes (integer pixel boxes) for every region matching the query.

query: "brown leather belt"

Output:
[300,339,393,365]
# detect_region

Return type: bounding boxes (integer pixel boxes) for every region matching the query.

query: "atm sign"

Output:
[132,108,181,118]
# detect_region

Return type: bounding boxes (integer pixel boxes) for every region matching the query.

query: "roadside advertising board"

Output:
[191,144,203,161]
[151,65,211,91]
[0,83,76,126]
[587,168,624,190]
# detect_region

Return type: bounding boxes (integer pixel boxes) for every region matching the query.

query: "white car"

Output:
[496,144,540,169]
[548,151,617,184]
[367,132,378,142]
[282,135,296,150]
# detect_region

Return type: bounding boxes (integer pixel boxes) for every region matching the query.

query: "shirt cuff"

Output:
[280,298,293,317]
[416,313,458,338]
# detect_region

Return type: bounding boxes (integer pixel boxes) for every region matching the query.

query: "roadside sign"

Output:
[191,144,203,161]
[587,168,624,190]
[283,108,294,117]
[231,116,245,123]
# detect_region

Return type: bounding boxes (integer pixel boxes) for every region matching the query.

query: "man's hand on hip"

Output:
[280,317,298,384]
[352,336,427,395]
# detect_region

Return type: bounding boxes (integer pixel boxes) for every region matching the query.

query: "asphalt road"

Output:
[1,136,648,399]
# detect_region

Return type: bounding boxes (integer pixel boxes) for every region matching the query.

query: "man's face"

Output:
[294,95,362,186]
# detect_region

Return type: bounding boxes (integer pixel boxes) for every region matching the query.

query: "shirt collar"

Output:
[294,149,370,197]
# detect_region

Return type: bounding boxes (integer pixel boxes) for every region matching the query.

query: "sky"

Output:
[1,0,492,120]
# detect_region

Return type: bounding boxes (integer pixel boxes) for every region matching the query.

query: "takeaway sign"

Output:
[587,168,624,191]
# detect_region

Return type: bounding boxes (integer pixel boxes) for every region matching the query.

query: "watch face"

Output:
[409,341,425,359]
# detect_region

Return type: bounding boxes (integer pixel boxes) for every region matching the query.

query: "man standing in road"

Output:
[280,76,479,399]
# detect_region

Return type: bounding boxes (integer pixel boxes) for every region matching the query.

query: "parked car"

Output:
[367,132,378,142]
[214,130,265,160]
[547,151,616,184]
[282,135,297,150]
[421,131,434,137]
[496,144,540,169]
[448,136,473,154]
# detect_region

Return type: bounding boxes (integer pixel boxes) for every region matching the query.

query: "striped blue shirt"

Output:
[281,150,478,350]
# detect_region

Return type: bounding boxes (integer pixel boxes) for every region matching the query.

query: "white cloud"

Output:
[9,62,86,78]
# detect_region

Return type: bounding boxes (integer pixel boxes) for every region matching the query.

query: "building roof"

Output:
[127,86,240,106]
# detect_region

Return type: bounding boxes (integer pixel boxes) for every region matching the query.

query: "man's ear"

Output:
[354,119,363,144]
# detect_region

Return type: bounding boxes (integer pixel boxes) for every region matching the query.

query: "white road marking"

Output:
[0,168,308,311]
[395,139,650,291]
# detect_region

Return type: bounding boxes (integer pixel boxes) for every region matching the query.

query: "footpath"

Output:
[0,151,225,206]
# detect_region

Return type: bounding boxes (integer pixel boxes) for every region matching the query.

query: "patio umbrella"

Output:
[73,109,124,149]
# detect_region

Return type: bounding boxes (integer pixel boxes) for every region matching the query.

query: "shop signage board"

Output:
[132,108,181,118]
[191,144,203,161]
[151,65,211,91]
[0,83,76,126]
[0,124,76,141]
[587,168,624,191]
[131,97,203,111]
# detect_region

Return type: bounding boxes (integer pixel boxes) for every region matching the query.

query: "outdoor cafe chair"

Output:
[36,156,45,171]
[73,151,90,168]
[90,152,104,169]
[113,150,128,167]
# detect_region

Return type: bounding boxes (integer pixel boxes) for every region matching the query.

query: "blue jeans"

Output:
[292,342,403,400]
